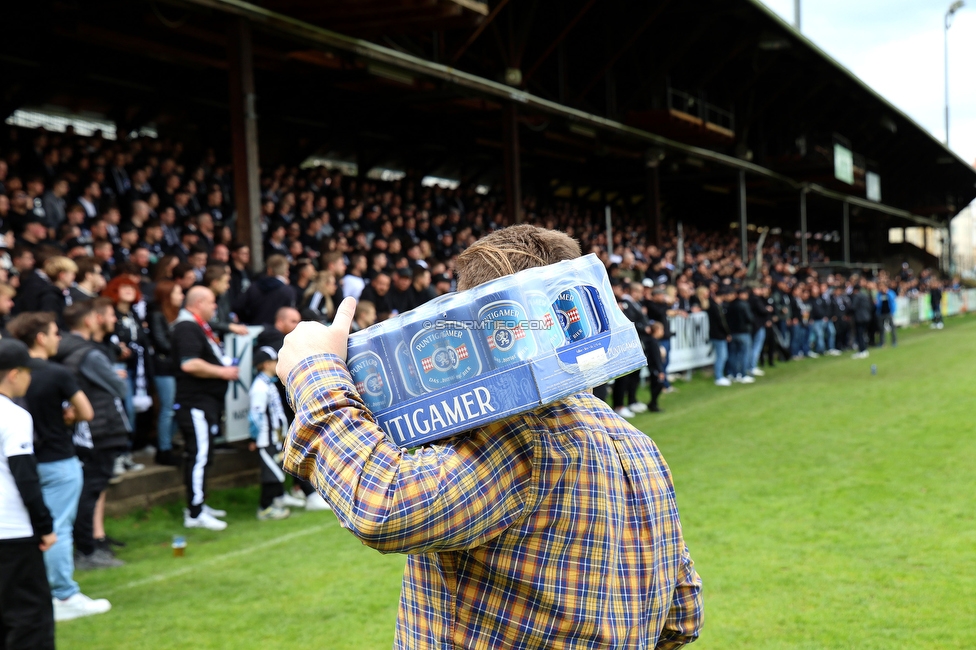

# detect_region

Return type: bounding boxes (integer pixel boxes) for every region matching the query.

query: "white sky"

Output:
[757,0,976,168]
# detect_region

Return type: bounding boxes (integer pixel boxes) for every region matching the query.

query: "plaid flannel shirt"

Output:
[283,354,703,649]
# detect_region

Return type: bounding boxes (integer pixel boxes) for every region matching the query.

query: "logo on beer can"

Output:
[410,319,482,391]
[551,287,595,343]
[478,300,536,367]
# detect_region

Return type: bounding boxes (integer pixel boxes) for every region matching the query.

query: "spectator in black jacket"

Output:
[359,272,392,320]
[851,284,873,359]
[930,280,944,329]
[233,255,295,326]
[147,280,184,466]
[612,280,650,418]
[55,299,130,569]
[749,285,774,373]
[829,286,851,351]
[809,284,831,356]
[706,288,732,386]
[726,287,755,384]
[645,321,667,413]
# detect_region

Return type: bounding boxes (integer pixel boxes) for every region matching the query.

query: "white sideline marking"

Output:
[102,523,330,595]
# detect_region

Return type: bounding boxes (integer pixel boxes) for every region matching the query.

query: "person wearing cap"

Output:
[248,346,293,521]
[388,266,414,315]
[431,273,453,296]
[0,338,57,649]
[6,312,114,621]
[18,215,51,253]
[276,225,702,649]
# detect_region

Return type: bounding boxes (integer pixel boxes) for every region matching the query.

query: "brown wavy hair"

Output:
[154,280,182,324]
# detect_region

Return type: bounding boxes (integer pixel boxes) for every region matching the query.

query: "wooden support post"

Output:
[503,102,522,223]
[228,16,263,271]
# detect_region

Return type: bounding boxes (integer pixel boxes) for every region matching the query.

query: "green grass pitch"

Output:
[59,316,976,649]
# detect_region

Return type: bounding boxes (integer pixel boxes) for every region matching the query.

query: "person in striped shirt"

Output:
[277,225,703,649]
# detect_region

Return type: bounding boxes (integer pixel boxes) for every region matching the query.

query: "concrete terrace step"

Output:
[105,445,258,517]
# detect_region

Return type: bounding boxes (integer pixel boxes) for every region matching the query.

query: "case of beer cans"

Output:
[346,253,646,447]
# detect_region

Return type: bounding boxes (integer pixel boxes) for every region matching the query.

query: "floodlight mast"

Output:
[945,0,965,148]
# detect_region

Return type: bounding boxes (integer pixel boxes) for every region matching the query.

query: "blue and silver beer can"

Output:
[347,330,397,412]
[475,287,537,368]
[402,296,484,392]
[523,289,565,352]
[394,339,424,397]
[550,286,599,344]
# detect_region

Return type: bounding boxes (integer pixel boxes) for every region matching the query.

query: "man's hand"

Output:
[221,366,240,382]
[63,405,77,426]
[277,297,356,384]
[39,532,57,552]
[229,324,249,335]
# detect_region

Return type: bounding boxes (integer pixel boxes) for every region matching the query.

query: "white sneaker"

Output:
[53,592,112,621]
[750,368,765,377]
[304,492,333,512]
[184,511,227,531]
[202,504,227,518]
[938,322,944,329]
[807,351,820,359]
[257,505,290,521]
[735,375,756,384]
[274,493,306,509]
[121,453,146,472]
[614,406,636,419]
[714,378,732,387]
[628,402,648,414]
[828,349,842,356]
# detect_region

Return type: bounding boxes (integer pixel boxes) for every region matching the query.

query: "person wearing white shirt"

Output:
[0,339,56,649]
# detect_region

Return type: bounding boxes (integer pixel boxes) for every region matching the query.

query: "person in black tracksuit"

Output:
[930,281,944,328]
[851,285,874,356]
[613,280,650,416]
[830,287,851,350]
[645,321,667,412]
[749,286,775,369]
[172,287,238,530]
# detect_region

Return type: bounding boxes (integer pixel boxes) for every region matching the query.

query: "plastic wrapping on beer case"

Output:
[346,253,646,447]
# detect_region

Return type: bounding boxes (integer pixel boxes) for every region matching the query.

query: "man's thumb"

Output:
[332,296,357,333]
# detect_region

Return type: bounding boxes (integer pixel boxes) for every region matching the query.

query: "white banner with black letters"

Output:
[667,311,715,372]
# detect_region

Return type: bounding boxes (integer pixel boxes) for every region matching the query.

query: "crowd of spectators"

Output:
[0,123,956,625]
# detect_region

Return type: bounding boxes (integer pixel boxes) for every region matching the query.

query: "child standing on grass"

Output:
[249,346,298,521]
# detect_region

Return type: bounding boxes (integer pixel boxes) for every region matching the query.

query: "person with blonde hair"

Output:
[276,224,703,649]
[39,256,78,318]
[300,270,337,324]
